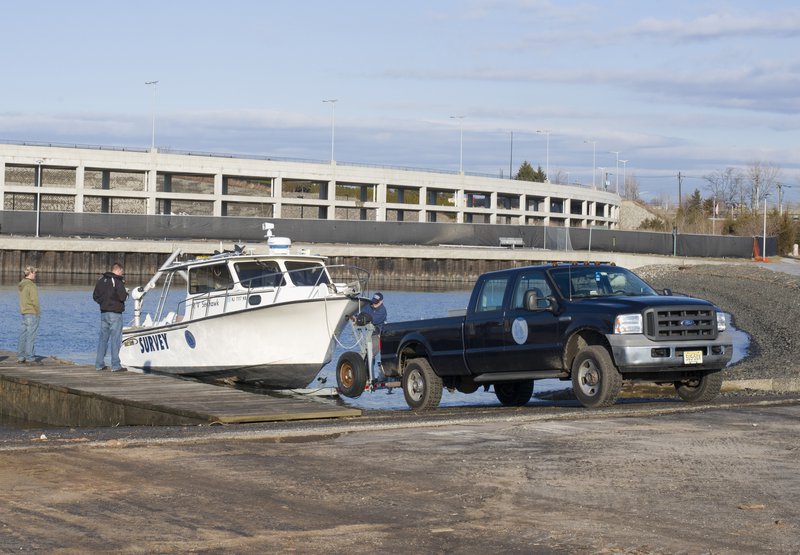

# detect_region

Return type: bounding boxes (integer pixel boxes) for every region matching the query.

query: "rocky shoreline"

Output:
[637,263,800,383]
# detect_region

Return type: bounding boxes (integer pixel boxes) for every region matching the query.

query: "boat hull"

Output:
[121,295,359,389]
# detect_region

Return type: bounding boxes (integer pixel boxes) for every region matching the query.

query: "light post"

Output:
[537,129,551,182]
[322,99,338,162]
[598,167,605,191]
[610,151,620,194]
[620,159,628,197]
[145,80,158,151]
[584,140,597,188]
[450,115,465,174]
[35,160,43,237]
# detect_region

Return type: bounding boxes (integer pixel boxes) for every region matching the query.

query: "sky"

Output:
[2,0,799,204]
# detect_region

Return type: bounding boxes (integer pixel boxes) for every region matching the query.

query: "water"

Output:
[0,284,750,423]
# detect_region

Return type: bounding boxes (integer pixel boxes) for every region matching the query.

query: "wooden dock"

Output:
[0,358,360,427]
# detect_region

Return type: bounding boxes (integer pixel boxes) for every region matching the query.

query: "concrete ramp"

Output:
[0,359,359,427]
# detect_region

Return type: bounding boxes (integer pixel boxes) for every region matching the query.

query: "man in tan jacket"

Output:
[17,266,40,363]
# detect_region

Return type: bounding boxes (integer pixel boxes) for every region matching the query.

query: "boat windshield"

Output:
[284,261,330,286]
[548,266,658,298]
[234,261,286,288]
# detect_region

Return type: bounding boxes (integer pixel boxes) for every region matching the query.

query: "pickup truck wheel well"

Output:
[564,329,611,371]
[399,343,429,371]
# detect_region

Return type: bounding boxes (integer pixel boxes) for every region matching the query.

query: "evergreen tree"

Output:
[514,161,546,182]
[515,161,536,181]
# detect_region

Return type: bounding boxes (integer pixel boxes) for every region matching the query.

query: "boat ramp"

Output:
[0,355,359,427]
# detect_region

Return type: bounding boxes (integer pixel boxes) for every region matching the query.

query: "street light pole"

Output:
[145,80,158,151]
[610,151,620,195]
[537,130,551,182]
[620,159,628,198]
[322,99,338,162]
[450,115,465,174]
[584,140,597,188]
[35,160,43,237]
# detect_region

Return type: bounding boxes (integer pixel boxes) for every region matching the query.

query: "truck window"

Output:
[511,271,552,309]
[475,277,509,312]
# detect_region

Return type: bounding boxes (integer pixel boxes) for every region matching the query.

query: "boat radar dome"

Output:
[267,236,291,254]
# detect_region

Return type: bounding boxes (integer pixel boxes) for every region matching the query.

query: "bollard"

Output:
[793,244,798,257]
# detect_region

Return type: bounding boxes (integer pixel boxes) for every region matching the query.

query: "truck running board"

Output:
[474,371,568,383]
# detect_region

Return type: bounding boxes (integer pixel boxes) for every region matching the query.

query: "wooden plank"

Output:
[0,361,360,426]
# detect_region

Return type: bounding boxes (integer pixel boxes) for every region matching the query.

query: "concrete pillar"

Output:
[74,165,85,213]
[273,176,282,218]
[376,182,387,222]
[0,160,6,199]
[146,169,158,214]
[419,186,427,222]
[213,173,223,217]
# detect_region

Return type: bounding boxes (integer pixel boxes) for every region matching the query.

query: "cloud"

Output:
[629,11,800,42]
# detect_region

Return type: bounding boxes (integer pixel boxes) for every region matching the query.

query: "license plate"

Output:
[683,351,703,364]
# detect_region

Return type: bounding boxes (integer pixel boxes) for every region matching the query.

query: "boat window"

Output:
[234,261,285,288]
[188,263,234,294]
[284,261,330,286]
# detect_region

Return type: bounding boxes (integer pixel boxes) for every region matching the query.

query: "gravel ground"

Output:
[637,262,800,381]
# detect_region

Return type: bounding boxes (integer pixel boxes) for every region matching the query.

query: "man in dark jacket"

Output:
[93,262,129,371]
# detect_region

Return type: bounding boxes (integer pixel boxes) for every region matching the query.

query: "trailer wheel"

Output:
[336,351,368,398]
[402,358,443,410]
[674,371,723,403]
[571,345,622,408]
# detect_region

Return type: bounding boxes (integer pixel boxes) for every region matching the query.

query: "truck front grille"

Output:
[644,306,717,340]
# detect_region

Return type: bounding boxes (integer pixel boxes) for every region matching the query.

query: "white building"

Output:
[0,142,620,228]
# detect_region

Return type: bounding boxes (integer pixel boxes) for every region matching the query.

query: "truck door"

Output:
[464,274,511,373]
[503,270,561,371]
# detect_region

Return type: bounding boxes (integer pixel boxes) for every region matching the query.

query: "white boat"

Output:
[120,225,368,389]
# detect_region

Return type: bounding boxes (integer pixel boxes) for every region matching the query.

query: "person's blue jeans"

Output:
[96,311,123,370]
[17,313,40,362]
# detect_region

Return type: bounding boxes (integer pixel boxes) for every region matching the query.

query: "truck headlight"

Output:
[716,312,727,332]
[614,314,642,334]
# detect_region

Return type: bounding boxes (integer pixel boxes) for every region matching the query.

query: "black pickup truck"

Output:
[379,263,733,410]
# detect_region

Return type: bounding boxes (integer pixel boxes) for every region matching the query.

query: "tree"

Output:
[622,173,640,200]
[703,167,742,216]
[747,161,782,211]
[515,161,535,181]
[532,164,546,183]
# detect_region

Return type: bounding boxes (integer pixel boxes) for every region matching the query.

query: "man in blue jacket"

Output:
[93,262,129,371]
[351,292,387,380]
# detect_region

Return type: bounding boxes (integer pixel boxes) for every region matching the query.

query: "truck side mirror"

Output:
[524,289,551,311]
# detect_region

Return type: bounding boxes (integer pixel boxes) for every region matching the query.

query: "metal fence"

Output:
[0,210,775,258]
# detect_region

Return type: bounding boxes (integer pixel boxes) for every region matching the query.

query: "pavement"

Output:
[1,393,800,553]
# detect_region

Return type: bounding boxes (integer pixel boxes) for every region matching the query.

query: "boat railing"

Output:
[168,263,369,323]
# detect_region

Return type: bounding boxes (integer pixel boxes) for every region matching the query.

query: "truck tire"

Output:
[336,351,368,398]
[402,358,443,410]
[494,380,534,406]
[674,371,723,403]
[571,345,622,408]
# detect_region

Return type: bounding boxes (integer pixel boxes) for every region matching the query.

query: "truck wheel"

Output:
[674,371,723,403]
[571,345,622,408]
[336,351,368,398]
[402,358,443,410]
[494,380,534,406]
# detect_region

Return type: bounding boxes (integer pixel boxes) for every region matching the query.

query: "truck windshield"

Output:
[548,266,658,298]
